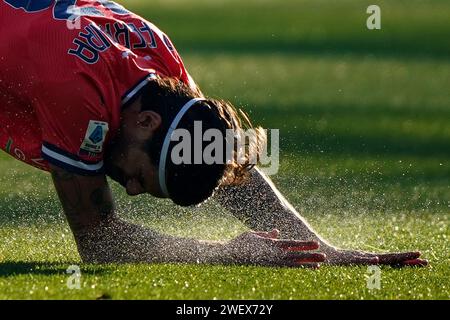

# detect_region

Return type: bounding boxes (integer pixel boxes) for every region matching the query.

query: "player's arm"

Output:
[216,167,427,266]
[49,164,115,234]
[50,163,197,263]
[49,164,322,266]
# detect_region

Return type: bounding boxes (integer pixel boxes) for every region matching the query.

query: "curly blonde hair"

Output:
[139,76,267,205]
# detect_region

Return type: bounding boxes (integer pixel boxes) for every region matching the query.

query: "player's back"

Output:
[0,0,194,173]
[0,0,191,106]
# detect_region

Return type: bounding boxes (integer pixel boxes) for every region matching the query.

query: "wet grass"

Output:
[0,0,449,299]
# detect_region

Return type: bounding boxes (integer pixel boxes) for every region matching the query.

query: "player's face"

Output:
[105,146,164,197]
[105,97,164,197]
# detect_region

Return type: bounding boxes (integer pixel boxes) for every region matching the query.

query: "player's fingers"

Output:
[277,240,320,251]
[401,258,428,267]
[377,252,421,264]
[330,255,379,265]
[253,229,280,239]
[293,252,327,264]
[352,255,379,265]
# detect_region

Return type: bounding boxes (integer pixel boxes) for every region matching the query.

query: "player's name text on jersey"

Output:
[68,21,163,64]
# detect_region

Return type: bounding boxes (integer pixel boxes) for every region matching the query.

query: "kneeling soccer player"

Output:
[0,1,426,267]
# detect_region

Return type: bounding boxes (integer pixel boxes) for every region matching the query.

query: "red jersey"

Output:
[0,0,196,174]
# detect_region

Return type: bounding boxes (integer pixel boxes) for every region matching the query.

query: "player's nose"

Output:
[125,179,144,196]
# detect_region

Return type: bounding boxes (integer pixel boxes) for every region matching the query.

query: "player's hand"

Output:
[324,248,428,267]
[373,251,428,266]
[225,229,326,268]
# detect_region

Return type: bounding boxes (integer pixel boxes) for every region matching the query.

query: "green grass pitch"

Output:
[0,0,449,299]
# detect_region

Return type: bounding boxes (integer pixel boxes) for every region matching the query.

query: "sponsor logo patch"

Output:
[80,120,109,154]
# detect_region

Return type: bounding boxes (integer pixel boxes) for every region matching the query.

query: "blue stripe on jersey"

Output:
[42,142,104,175]
[121,73,157,109]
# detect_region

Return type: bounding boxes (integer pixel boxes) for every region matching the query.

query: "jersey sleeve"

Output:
[38,70,114,175]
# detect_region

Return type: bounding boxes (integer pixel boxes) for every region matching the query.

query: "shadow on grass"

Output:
[0,261,108,278]
[143,2,450,61]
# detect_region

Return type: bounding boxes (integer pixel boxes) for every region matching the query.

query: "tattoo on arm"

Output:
[51,169,83,215]
[50,166,115,232]
[89,185,114,218]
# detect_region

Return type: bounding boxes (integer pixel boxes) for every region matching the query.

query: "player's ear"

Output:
[136,110,161,139]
